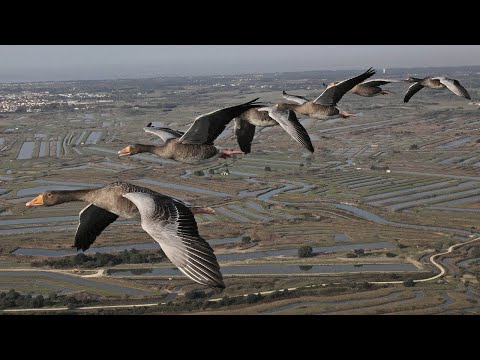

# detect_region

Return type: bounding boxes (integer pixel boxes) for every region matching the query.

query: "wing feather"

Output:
[122,192,225,288]
[178,98,261,145]
[314,68,376,105]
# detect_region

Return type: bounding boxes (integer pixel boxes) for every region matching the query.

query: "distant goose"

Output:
[25,181,224,289]
[279,68,376,119]
[404,76,471,103]
[118,99,262,164]
[349,79,402,97]
[233,106,314,154]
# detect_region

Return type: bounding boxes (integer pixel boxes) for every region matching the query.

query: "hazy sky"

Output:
[0,45,479,82]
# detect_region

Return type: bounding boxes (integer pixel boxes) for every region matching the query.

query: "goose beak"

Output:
[118,146,132,157]
[26,194,44,206]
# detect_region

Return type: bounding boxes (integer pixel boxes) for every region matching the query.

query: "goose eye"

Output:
[47,193,52,198]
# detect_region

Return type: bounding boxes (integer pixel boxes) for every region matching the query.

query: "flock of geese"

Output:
[24,68,472,290]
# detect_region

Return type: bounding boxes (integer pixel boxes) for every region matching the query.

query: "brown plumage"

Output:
[25,181,224,289]
[118,99,262,164]
[350,79,401,97]
[279,68,376,119]
[404,76,471,103]
[233,106,314,154]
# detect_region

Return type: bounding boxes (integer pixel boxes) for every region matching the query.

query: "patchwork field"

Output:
[0,67,479,314]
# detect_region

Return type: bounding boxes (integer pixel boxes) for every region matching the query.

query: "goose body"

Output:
[233,107,314,153]
[118,99,262,164]
[280,68,376,119]
[350,79,402,97]
[404,76,471,103]
[25,181,224,289]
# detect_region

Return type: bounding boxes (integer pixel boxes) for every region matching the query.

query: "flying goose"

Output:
[118,99,262,164]
[233,106,314,154]
[25,181,225,289]
[278,68,376,119]
[403,76,471,103]
[349,79,402,97]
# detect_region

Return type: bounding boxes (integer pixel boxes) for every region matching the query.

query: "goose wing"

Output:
[403,82,424,103]
[282,90,309,105]
[122,192,225,289]
[234,118,256,154]
[361,79,402,87]
[143,126,184,142]
[314,67,376,105]
[434,77,471,99]
[178,98,261,145]
[74,204,119,251]
[264,107,314,153]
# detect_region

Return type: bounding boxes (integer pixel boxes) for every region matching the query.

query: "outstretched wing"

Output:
[122,192,225,289]
[263,108,314,153]
[234,118,256,154]
[74,204,119,251]
[143,126,184,142]
[403,82,424,103]
[282,90,309,105]
[361,79,402,87]
[435,77,471,99]
[314,68,376,105]
[178,98,261,145]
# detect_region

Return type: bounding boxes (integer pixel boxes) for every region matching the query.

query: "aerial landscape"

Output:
[0,45,479,315]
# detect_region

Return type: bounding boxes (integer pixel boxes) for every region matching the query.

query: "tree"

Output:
[246,293,263,304]
[185,289,206,300]
[353,248,365,256]
[264,166,271,172]
[31,295,45,308]
[298,245,313,258]
[241,236,251,244]
[403,279,416,287]
[409,144,419,150]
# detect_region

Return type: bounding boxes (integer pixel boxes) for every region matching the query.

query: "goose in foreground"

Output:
[25,181,224,289]
[279,67,376,119]
[118,98,262,164]
[233,106,314,154]
[403,76,471,103]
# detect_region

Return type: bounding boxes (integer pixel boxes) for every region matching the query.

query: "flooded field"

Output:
[0,66,479,314]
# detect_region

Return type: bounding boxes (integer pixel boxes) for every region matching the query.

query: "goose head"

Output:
[118,144,144,157]
[26,191,65,206]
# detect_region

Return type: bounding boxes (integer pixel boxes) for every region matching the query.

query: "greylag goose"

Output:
[404,76,471,103]
[233,106,314,154]
[118,98,262,164]
[25,181,225,289]
[279,68,376,119]
[349,79,402,97]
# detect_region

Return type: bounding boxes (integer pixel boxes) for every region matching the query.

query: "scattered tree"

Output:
[241,236,251,244]
[353,248,365,256]
[298,245,313,258]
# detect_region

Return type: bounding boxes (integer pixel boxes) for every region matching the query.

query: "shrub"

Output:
[298,245,313,258]
[403,279,416,287]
